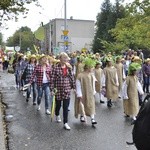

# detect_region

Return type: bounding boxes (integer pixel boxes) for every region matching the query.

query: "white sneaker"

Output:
[56,116,61,123]
[45,109,51,115]
[29,94,32,98]
[23,92,26,97]
[64,123,71,130]
[37,105,40,111]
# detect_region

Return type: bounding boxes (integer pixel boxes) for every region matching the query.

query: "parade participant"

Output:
[122,63,144,124]
[94,61,104,103]
[0,56,3,72]
[50,52,75,130]
[132,56,143,105]
[142,58,150,93]
[24,55,37,104]
[29,54,51,115]
[75,56,84,78]
[102,57,119,108]
[114,56,126,98]
[75,57,97,125]
[14,53,26,90]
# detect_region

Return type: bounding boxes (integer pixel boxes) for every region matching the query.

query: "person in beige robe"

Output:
[114,57,126,98]
[94,62,104,103]
[103,58,119,107]
[75,63,97,125]
[75,56,84,78]
[122,62,144,124]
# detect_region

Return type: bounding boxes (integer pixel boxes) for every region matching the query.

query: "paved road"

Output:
[0,72,137,150]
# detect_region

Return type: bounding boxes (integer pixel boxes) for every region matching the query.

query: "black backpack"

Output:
[132,93,150,150]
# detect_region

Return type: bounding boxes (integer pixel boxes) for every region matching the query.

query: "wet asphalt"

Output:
[0,72,137,150]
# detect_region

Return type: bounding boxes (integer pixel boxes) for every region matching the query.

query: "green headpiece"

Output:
[104,56,113,62]
[128,62,141,75]
[77,55,84,62]
[83,57,96,68]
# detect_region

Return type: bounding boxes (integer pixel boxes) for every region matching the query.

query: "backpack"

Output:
[132,93,150,150]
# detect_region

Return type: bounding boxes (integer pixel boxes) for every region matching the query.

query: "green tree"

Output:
[110,0,150,51]
[0,0,40,24]
[92,0,125,53]
[0,33,2,45]
[6,26,34,53]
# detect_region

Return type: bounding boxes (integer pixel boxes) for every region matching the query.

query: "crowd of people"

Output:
[1,49,150,130]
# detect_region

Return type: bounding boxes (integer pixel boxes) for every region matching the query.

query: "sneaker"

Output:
[26,98,29,102]
[23,92,26,97]
[45,109,51,115]
[33,102,36,105]
[100,100,105,104]
[64,123,71,130]
[56,115,61,123]
[107,100,112,107]
[91,119,97,125]
[80,116,85,122]
[29,94,32,98]
[37,105,40,111]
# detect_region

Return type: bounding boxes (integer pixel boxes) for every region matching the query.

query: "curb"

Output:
[0,92,6,150]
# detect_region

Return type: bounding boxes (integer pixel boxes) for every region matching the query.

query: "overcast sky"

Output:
[1,0,132,41]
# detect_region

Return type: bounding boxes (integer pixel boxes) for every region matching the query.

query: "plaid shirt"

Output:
[30,64,51,87]
[50,63,75,100]
[25,63,36,82]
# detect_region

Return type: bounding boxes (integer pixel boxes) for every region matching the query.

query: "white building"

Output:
[44,18,95,54]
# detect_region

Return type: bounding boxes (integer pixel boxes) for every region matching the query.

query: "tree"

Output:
[6,26,34,53]
[92,0,125,53]
[0,33,2,45]
[110,0,150,51]
[0,0,40,25]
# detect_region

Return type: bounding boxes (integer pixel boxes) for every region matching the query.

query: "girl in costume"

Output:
[75,57,97,125]
[122,63,144,124]
[93,61,105,103]
[102,57,119,107]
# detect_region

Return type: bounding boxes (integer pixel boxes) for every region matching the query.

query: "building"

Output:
[44,18,95,54]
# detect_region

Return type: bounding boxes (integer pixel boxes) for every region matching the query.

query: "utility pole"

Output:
[49,20,51,54]
[63,0,69,52]
[64,0,67,31]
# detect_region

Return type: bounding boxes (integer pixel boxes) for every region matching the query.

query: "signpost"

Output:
[62,30,69,52]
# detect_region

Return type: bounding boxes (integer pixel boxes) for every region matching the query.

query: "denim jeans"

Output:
[37,83,51,110]
[143,75,150,92]
[55,99,70,124]
[26,81,37,103]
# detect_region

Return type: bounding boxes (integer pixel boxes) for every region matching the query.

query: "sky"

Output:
[1,0,132,41]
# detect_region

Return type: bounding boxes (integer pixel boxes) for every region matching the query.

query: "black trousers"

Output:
[55,99,70,124]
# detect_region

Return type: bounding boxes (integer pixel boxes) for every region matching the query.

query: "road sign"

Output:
[64,36,68,41]
[63,30,69,36]
[15,46,20,52]
[64,41,68,45]
[64,45,68,50]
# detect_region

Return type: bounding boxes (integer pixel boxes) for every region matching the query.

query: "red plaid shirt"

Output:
[30,64,51,87]
[50,63,75,100]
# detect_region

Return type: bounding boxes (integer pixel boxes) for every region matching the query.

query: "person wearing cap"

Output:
[29,55,51,115]
[75,57,97,125]
[142,58,150,93]
[102,57,119,107]
[50,52,75,130]
[24,55,37,104]
[122,63,144,125]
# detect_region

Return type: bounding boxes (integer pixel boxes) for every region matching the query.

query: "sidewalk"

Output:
[0,90,6,150]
